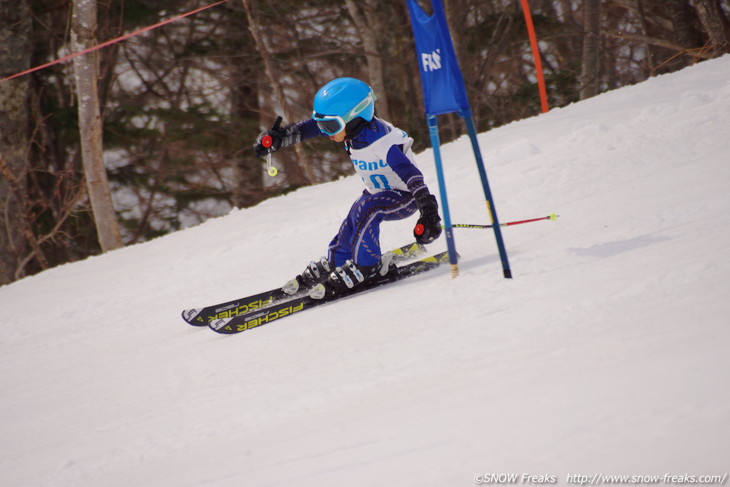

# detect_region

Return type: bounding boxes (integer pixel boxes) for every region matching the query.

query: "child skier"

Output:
[253,77,442,299]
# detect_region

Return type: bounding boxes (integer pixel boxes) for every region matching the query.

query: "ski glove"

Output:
[253,116,302,158]
[413,193,442,244]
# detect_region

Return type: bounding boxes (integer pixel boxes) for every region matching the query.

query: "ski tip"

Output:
[182,308,200,321]
[182,308,207,326]
[209,317,232,332]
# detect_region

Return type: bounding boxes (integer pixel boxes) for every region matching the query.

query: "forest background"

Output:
[1,0,729,285]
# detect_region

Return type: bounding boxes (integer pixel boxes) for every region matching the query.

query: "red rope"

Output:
[0,0,230,84]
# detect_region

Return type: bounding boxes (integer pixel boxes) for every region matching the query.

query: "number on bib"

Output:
[370,174,391,190]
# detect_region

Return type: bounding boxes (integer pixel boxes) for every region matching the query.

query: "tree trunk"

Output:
[71,0,122,252]
[693,0,730,55]
[580,0,602,100]
[635,0,658,75]
[0,0,32,284]
[241,0,313,186]
[345,0,390,120]
[667,0,705,50]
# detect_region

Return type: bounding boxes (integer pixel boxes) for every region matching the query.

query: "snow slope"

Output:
[2,56,730,487]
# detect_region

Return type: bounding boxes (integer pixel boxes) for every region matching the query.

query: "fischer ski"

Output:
[181,241,427,326]
[208,251,451,335]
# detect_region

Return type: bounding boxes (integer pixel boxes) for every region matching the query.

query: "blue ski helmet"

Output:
[313,78,376,135]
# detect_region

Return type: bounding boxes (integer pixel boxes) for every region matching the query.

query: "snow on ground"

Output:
[1,56,729,487]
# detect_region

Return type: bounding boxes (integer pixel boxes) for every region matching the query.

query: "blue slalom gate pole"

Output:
[427,115,459,277]
[406,0,512,279]
[461,109,512,278]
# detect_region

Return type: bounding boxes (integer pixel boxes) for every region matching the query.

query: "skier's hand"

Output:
[413,194,442,244]
[253,116,285,158]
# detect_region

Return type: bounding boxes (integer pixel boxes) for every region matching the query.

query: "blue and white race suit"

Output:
[296,117,432,267]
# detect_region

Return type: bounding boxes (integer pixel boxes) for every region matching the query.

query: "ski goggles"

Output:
[313,114,347,136]
[313,91,376,136]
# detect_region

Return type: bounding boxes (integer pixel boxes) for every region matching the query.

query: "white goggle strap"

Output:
[343,90,376,122]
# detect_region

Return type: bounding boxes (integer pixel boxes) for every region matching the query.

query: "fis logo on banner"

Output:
[421,49,442,72]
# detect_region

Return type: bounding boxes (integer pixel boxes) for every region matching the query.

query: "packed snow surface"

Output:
[2,57,730,486]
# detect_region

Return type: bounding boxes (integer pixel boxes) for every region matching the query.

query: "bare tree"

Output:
[693,0,730,55]
[0,0,32,284]
[345,0,391,120]
[667,0,705,53]
[580,0,602,99]
[71,0,122,252]
[241,0,314,186]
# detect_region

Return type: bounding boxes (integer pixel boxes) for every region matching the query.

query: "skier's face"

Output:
[330,129,347,143]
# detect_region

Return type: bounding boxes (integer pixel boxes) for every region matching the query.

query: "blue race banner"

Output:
[405,0,470,116]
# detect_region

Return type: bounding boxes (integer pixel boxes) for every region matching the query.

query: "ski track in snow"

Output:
[2,56,730,486]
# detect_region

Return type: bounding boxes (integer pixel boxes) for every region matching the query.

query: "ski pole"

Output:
[261,116,282,177]
[450,213,558,229]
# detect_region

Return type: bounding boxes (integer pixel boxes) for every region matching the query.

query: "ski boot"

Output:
[281,257,332,295]
[308,252,396,300]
